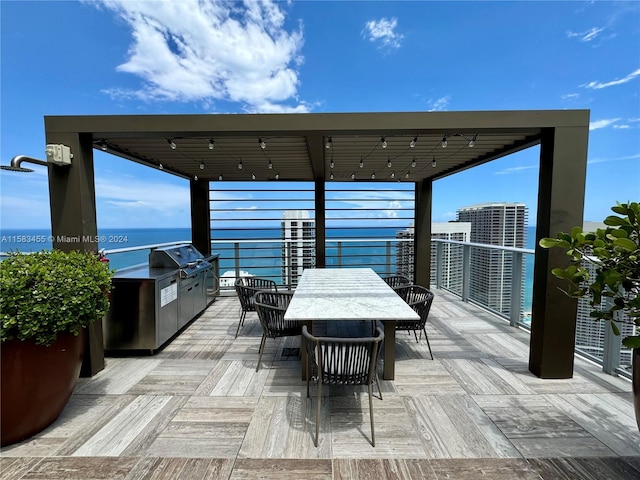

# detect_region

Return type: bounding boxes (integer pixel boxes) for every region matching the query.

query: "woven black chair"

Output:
[253,290,300,372]
[234,277,277,338]
[394,284,435,359]
[381,274,411,290]
[302,325,384,447]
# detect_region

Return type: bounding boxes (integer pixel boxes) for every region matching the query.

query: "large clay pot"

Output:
[634,347,640,432]
[1,330,85,446]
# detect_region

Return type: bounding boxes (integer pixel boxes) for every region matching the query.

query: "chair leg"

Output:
[368,383,375,447]
[235,310,247,338]
[315,379,322,447]
[256,333,267,372]
[424,328,434,360]
[413,329,419,343]
[374,371,383,400]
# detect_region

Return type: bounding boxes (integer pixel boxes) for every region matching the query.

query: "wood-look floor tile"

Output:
[74,359,162,395]
[404,395,520,459]
[393,360,465,396]
[429,458,541,479]
[546,393,640,457]
[19,457,139,480]
[333,458,437,480]
[527,456,640,480]
[72,395,173,456]
[231,458,332,479]
[0,457,44,479]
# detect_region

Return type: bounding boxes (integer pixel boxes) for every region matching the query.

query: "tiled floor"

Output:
[2,289,640,479]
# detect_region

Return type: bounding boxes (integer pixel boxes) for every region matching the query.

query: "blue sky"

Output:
[1,0,638,230]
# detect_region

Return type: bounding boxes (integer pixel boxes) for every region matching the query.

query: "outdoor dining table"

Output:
[284,267,420,380]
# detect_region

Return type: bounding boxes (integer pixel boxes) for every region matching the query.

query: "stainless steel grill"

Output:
[149,244,211,278]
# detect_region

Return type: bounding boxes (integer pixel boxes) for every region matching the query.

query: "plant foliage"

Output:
[1,250,113,346]
[539,202,640,348]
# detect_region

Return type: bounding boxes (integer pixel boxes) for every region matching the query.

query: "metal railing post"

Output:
[436,241,443,289]
[509,251,523,327]
[462,244,470,302]
[386,241,391,275]
[234,242,240,279]
[337,241,342,267]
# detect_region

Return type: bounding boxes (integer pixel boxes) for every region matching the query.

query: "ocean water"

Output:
[1,225,536,312]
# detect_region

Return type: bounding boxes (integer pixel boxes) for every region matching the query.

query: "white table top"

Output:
[284,268,419,322]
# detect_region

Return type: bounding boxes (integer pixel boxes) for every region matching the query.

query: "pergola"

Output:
[41,109,590,379]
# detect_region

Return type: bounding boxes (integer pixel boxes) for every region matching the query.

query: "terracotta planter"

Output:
[1,330,85,446]
[634,347,640,432]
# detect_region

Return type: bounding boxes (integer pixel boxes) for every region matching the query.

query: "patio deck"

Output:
[2,289,640,479]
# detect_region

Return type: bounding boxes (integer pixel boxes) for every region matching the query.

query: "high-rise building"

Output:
[575,222,636,366]
[456,202,528,316]
[395,222,471,286]
[281,211,315,287]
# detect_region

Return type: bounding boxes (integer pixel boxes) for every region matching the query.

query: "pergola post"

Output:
[414,179,433,287]
[529,125,589,379]
[190,179,211,256]
[44,131,104,377]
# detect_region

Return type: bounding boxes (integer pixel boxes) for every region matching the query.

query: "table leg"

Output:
[301,320,311,381]
[382,320,395,380]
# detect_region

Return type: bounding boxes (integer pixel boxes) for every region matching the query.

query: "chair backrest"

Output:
[382,275,411,289]
[235,277,278,311]
[395,285,435,327]
[302,325,384,386]
[254,291,299,338]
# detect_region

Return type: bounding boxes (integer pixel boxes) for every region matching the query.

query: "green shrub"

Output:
[1,250,113,346]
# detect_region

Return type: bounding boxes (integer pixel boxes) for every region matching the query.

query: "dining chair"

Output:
[254,290,299,372]
[381,274,411,290]
[394,284,435,359]
[234,277,278,338]
[302,325,384,447]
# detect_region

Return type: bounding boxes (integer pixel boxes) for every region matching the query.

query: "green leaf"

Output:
[622,336,640,348]
[613,237,637,252]
[604,215,629,227]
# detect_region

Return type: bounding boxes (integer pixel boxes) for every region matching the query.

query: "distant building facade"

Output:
[395,222,471,286]
[281,211,315,287]
[456,202,528,316]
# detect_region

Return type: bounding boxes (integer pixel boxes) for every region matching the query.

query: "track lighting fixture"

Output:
[330,159,334,169]
[405,171,410,179]
[441,135,447,148]
[359,158,364,168]
[167,138,176,150]
[468,134,477,147]
[325,136,332,149]
[275,173,280,180]
[391,171,395,179]
[381,136,387,148]
[218,174,223,181]
[238,160,243,169]
[410,136,417,148]
[268,159,273,169]
[387,157,392,168]
[432,157,437,167]
[159,163,164,170]
[258,138,266,149]
[351,172,356,180]
[411,156,416,168]
[208,139,215,150]
[100,141,108,151]
[251,173,256,180]
[199,161,205,170]
[194,175,198,181]
[371,172,376,180]
[330,170,334,180]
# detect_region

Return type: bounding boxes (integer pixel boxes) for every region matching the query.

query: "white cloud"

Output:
[589,118,621,130]
[362,17,403,49]
[494,165,538,175]
[561,93,580,101]
[95,176,190,212]
[93,0,306,112]
[427,96,451,112]
[582,68,640,90]
[588,153,640,165]
[566,27,604,42]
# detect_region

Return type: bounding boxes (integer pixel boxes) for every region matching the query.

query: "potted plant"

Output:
[539,201,639,429]
[1,249,112,446]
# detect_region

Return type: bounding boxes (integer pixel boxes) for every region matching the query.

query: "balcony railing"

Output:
[104,236,632,381]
